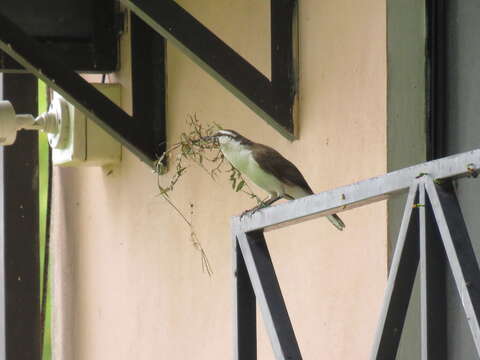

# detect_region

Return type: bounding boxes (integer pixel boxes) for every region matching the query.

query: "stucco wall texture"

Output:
[51,0,387,359]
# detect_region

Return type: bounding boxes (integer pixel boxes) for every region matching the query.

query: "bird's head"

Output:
[204,129,251,146]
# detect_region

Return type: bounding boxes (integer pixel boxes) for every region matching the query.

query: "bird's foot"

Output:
[240,203,267,219]
[239,196,283,219]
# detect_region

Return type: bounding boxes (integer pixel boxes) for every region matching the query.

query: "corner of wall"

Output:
[386,1,427,359]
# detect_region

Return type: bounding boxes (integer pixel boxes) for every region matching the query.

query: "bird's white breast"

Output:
[220,141,285,196]
[220,140,251,173]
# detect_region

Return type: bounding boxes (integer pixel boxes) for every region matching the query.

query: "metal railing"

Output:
[231,149,480,360]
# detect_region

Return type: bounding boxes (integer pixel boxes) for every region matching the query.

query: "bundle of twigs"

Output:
[154,114,261,276]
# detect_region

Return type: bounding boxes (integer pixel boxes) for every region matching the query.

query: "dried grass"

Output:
[154,114,262,276]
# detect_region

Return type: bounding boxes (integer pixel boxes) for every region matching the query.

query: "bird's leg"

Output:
[240,195,282,218]
[262,195,283,207]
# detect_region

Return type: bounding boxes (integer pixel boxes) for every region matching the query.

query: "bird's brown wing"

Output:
[251,143,314,195]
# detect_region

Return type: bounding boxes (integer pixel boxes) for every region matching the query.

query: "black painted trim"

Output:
[271,0,297,134]
[123,0,297,137]
[0,74,41,360]
[130,14,166,159]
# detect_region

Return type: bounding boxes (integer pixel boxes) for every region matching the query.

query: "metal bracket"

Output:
[232,149,480,359]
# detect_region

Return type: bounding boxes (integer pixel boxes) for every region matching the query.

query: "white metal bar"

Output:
[419,182,428,360]
[370,183,419,359]
[234,149,480,233]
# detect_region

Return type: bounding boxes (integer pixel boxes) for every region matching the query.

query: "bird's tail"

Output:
[327,214,345,231]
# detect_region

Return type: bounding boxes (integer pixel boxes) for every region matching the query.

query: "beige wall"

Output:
[51,0,387,359]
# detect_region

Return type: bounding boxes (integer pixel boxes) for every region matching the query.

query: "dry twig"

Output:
[154,114,262,276]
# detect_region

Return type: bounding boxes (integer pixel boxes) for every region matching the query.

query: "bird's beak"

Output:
[201,135,217,142]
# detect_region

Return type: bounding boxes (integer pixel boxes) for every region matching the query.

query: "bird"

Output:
[207,129,345,231]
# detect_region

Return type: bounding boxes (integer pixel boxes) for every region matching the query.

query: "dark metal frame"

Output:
[231,149,480,359]
[0,74,41,360]
[119,0,298,139]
